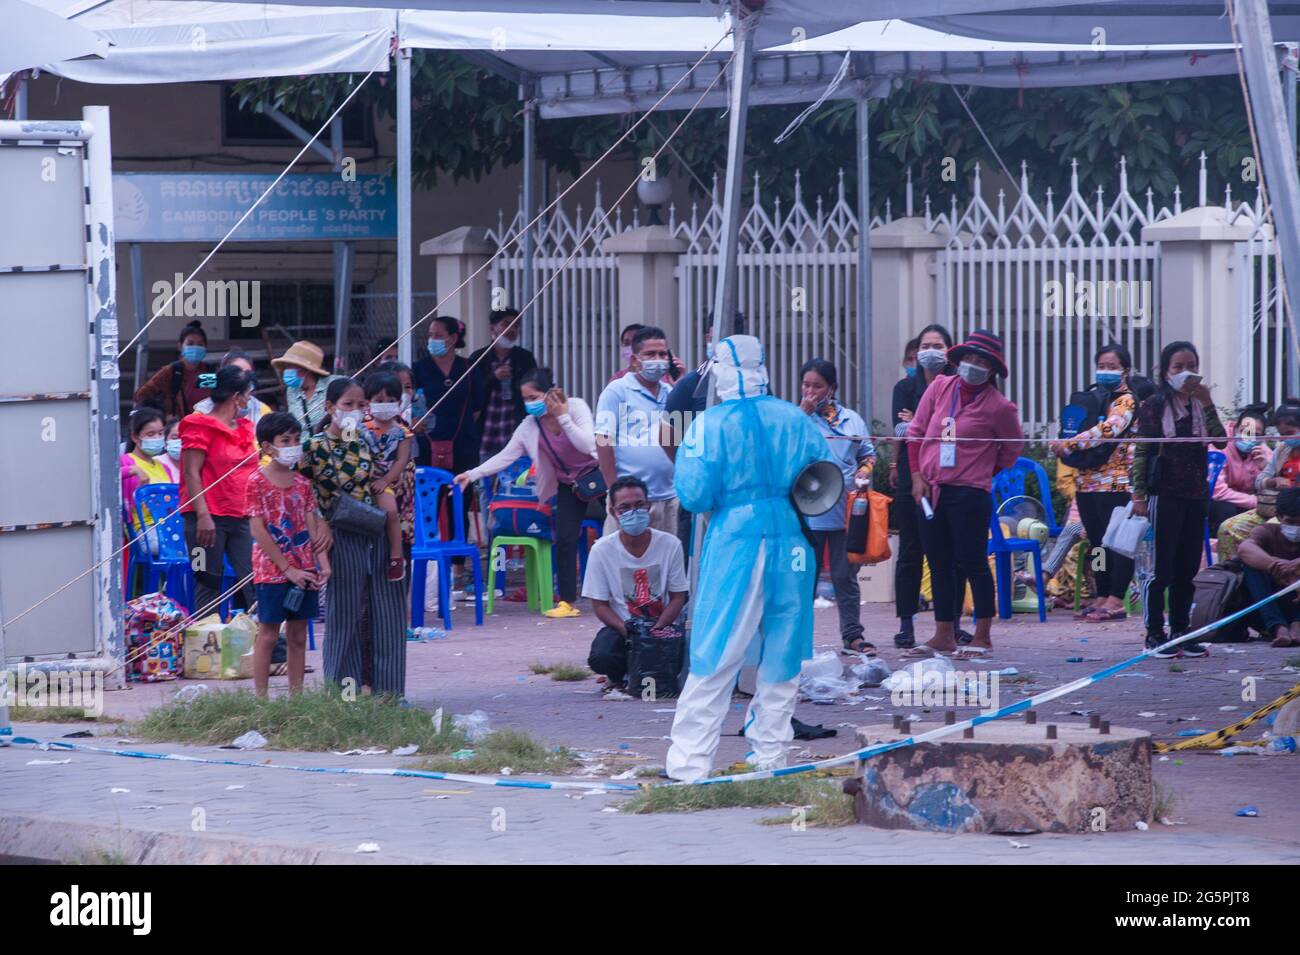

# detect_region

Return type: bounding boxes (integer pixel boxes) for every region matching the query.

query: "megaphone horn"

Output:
[792,459,845,517]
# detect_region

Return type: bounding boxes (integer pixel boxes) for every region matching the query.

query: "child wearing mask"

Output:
[362,372,415,579]
[122,407,180,555]
[247,412,330,696]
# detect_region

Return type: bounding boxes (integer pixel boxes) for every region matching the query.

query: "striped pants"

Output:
[325,529,408,697]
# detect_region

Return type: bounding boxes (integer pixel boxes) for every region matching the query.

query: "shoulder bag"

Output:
[536,418,606,502]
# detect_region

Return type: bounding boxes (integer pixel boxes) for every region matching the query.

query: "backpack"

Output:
[488,500,553,540]
[1187,559,1250,643]
[1058,383,1136,471]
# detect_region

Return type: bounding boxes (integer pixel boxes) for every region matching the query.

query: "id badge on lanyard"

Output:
[939,390,960,469]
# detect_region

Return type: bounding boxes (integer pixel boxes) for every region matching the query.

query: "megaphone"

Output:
[791,459,845,517]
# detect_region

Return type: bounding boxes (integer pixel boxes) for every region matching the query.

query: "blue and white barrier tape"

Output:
[10,577,1298,793]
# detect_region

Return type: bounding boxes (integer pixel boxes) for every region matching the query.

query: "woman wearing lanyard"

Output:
[889,323,962,648]
[905,330,1024,658]
[799,359,876,653]
[454,367,598,619]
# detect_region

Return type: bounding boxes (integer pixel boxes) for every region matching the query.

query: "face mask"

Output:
[1235,439,1258,455]
[917,348,948,371]
[957,361,990,386]
[1095,370,1123,388]
[706,342,715,360]
[905,365,918,378]
[399,393,412,413]
[181,344,207,364]
[617,508,650,536]
[621,346,633,364]
[638,359,669,383]
[497,336,516,350]
[274,446,303,467]
[369,402,401,421]
[1286,438,1300,450]
[1283,524,1300,543]
[333,410,362,433]
[166,438,182,460]
[237,395,255,418]
[427,339,448,357]
[1167,370,1194,392]
[524,400,546,417]
[140,437,166,457]
[282,369,303,390]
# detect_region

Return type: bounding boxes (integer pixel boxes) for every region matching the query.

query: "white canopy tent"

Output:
[16,0,1285,405]
[0,0,106,74]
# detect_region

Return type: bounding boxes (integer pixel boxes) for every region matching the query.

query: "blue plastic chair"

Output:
[1205,450,1227,566]
[411,467,484,630]
[129,484,193,610]
[990,456,1062,536]
[987,509,1048,621]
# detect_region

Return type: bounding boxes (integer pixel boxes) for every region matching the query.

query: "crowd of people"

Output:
[119,307,1300,711]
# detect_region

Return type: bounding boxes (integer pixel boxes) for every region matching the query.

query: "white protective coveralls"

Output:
[666,336,835,781]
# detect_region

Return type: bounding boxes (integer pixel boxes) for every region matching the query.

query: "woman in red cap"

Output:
[904,329,1024,658]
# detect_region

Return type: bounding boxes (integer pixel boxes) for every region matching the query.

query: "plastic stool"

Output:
[487,535,554,615]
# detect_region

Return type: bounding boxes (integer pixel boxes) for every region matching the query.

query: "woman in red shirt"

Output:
[906,329,1024,658]
[179,365,260,615]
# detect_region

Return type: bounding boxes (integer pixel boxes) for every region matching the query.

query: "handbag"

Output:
[536,418,606,502]
[846,489,892,566]
[429,380,469,470]
[1101,502,1149,559]
[331,491,387,538]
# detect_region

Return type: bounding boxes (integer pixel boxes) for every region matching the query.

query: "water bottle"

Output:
[846,493,870,555]
[1265,735,1297,753]
[1134,523,1155,585]
[407,626,447,642]
[411,388,428,423]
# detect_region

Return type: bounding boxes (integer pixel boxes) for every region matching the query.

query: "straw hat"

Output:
[271,340,329,378]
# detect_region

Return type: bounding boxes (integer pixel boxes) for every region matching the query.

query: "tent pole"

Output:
[708,12,755,346]
[521,78,537,336]
[331,116,353,371]
[130,243,148,392]
[1234,1,1300,393]
[1287,43,1299,398]
[855,92,874,424]
[396,45,413,366]
[15,75,27,121]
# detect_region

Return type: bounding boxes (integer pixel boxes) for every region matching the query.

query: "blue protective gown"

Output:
[675,394,836,684]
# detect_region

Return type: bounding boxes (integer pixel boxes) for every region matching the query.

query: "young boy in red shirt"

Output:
[247,412,330,696]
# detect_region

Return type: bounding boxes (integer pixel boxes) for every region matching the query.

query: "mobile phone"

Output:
[283,585,305,613]
[1184,373,1203,388]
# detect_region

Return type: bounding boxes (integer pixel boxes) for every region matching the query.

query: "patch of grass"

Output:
[528,662,592,682]
[999,672,1036,685]
[1168,662,1186,673]
[1283,655,1300,669]
[71,849,131,865]
[11,705,117,724]
[1153,780,1178,821]
[132,686,460,754]
[417,729,574,775]
[621,774,855,827]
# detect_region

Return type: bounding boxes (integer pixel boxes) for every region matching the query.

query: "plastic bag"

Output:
[453,710,491,743]
[799,653,856,702]
[221,613,257,679]
[1102,502,1150,559]
[881,656,955,693]
[850,656,892,687]
[800,651,844,682]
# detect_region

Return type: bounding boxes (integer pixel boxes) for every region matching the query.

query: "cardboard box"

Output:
[856,533,898,603]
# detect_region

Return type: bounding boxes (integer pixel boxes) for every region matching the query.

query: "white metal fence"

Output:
[1234,212,1298,409]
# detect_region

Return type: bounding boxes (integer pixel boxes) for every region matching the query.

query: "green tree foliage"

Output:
[234,57,1266,213]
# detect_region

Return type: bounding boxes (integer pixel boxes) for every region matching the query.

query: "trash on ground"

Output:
[1235,806,1259,817]
[450,749,476,761]
[226,730,268,750]
[27,758,72,765]
[1008,840,1030,849]
[1134,821,1149,831]
[881,656,954,695]
[175,684,210,703]
[850,656,892,687]
[392,744,419,757]
[452,710,491,742]
[331,747,389,756]
[110,787,130,793]
[355,842,381,853]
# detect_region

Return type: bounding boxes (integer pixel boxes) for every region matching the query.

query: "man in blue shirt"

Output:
[595,325,677,534]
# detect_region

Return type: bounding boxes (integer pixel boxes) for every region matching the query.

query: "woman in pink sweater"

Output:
[455,367,597,619]
[905,330,1024,658]
[1210,405,1271,536]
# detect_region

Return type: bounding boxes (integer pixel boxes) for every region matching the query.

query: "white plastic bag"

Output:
[453,710,491,743]
[1102,502,1149,559]
[881,656,954,693]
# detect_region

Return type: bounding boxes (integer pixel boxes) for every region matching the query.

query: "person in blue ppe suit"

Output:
[666,335,836,782]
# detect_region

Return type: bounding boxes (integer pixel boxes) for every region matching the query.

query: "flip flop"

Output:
[840,638,877,655]
[1084,607,1127,622]
[951,646,991,660]
[901,645,951,659]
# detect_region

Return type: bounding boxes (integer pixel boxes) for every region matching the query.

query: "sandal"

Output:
[841,638,876,655]
[901,644,951,659]
[951,646,991,660]
[893,631,916,649]
[956,628,975,646]
[1084,607,1127,622]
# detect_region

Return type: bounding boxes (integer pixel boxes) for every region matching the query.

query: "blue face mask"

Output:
[905,365,918,378]
[140,437,166,457]
[427,339,448,357]
[706,342,715,360]
[282,369,303,390]
[1235,439,1258,455]
[1095,370,1123,388]
[524,400,546,417]
[166,438,182,460]
[617,508,650,536]
[181,344,206,364]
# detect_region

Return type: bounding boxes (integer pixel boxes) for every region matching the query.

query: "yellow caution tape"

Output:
[1153,682,1300,752]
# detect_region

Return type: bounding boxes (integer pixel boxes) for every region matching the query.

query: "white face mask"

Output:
[1168,370,1194,392]
[1282,524,1300,542]
[333,409,362,433]
[620,345,633,364]
[917,347,948,371]
[274,445,303,467]
[957,361,990,386]
[369,402,401,421]
[498,336,517,350]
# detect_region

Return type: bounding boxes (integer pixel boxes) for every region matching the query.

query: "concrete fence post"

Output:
[602,224,687,341]
[419,226,498,354]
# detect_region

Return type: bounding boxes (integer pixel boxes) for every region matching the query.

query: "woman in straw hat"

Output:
[273,340,343,435]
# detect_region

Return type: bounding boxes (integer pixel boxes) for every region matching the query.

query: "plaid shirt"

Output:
[299,433,374,520]
[479,357,518,459]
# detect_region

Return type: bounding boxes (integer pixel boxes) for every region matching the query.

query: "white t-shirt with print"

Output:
[581,528,688,622]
